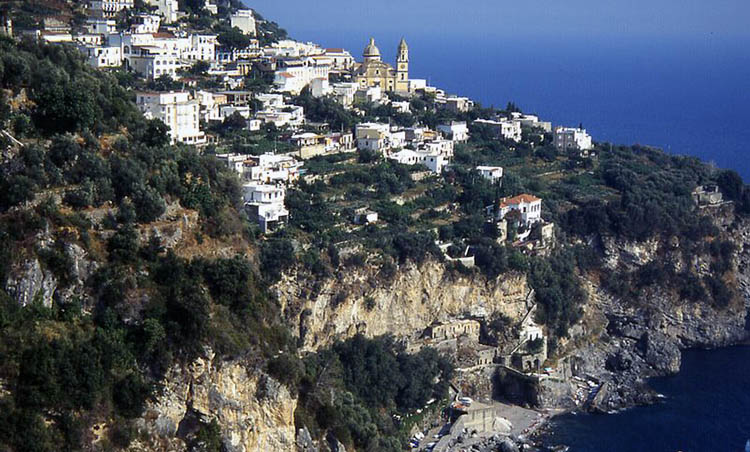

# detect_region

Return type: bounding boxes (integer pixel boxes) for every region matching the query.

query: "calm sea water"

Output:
[539,346,750,452]
[287,30,750,180]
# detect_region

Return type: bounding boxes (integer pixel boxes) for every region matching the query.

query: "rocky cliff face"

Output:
[561,208,750,411]
[275,260,530,352]
[130,350,297,452]
[5,241,97,308]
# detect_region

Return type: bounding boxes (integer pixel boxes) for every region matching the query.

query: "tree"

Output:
[31,80,98,133]
[188,60,210,76]
[140,119,170,148]
[717,170,743,201]
[217,27,251,50]
[132,185,166,223]
[146,74,183,92]
[0,175,37,211]
[107,226,139,265]
[221,111,248,132]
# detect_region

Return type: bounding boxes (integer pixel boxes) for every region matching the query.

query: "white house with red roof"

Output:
[489,194,542,225]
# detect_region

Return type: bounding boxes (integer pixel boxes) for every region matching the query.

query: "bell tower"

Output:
[396,37,409,92]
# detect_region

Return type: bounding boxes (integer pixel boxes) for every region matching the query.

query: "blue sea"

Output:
[286,29,750,180]
[540,346,750,452]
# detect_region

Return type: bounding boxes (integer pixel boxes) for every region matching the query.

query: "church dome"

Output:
[363,38,381,58]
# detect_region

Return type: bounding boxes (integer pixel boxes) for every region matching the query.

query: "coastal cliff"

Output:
[276,260,529,351]
[130,350,297,452]
[560,205,749,411]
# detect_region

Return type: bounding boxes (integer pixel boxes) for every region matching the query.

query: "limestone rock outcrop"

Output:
[276,260,530,352]
[5,257,57,307]
[132,350,297,452]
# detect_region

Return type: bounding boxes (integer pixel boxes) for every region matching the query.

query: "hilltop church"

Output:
[353,37,410,93]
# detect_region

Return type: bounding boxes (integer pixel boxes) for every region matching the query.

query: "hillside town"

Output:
[0,0,593,244]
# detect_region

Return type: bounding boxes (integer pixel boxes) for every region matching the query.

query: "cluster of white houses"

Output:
[353,121,469,174]
[36,1,257,79]
[214,152,303,232]
[10,1,598,237]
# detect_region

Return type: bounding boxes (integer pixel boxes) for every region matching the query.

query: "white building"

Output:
[330,82,359,108]
[310,77,331,98]
[419,139,454,160]
[86,18,116,34]
[353,208,378,224]
[194,90,225,122]
[90,0,134,18]
[40,31,73,43]
[354,86,382,104]
[127,46,184,79]
[255,93,285,110]
[273,72,306,95]
[78,44,122,68]
[476,166,503,184]
[489,194,542,225]
[511,112,552,133]
[408,79,427,92]
[355,122,392,152]
[144,0,179,23]
[438,121,469,142]
[215,153,248,175]
[216,153,302,184]
[392,101,411,113]
[230,9,256,36]
[247,153,302,183]
[438,95,473,113]
[136,91,205,145]
[242,183,288,233]
[219,105,252,120]
[254,110,293,128]
[216,41,261,63]
[75,33,104,46]
[188,34,217,61]
[273,57,332,94]
[202,0,217,14]
[130,14,161,33]
[553,127,593,151]
[389,149,446,174]
[474,118,522,142]
[264,40,322,58]
[255,104,304,128]
[247,119,263,131]
[324,48,355,71]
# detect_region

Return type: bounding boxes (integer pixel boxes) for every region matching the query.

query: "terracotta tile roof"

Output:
[277,72,294,78]
[499,194,541,207]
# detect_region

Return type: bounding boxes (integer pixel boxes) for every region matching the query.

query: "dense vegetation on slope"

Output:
[0,37,454,451]
[0,37,287,450]
[294,335,453,452]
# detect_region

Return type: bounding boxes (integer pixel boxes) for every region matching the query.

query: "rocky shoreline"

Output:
[529,342,750,452]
